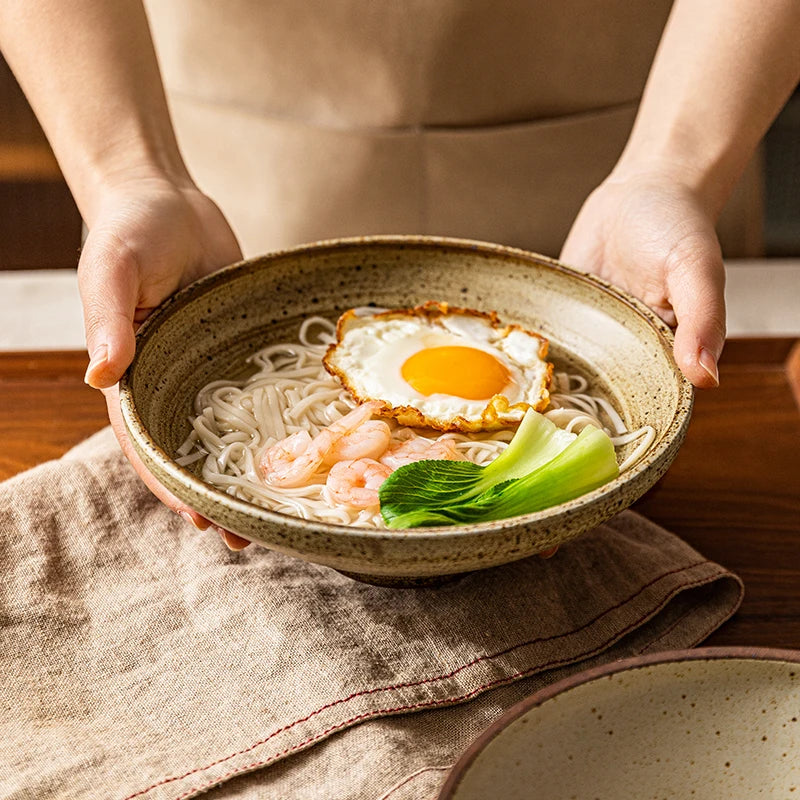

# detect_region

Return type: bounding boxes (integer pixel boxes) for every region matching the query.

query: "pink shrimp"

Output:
[322,419,392,466]
[325,458,393,509]
[379,436,467,470]
[261,401,384,488]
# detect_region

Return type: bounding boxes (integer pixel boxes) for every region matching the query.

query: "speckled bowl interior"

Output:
[439,647,800,799]
[119,235,693,582]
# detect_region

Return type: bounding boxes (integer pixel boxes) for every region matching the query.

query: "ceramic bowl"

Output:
[439,647,800,799]
[119,235,692,583]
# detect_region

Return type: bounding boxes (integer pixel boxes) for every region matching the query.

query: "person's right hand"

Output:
[561,169,726,389]
[79,173,251,550]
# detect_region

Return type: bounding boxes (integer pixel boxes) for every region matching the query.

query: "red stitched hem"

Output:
[122,559,718,800]
[170,664,571,800]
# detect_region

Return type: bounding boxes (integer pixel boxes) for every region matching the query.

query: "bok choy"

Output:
[379,409,619,528]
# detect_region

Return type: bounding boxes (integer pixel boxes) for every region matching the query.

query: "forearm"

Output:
[614,0,800,218]
[0,0,190,224]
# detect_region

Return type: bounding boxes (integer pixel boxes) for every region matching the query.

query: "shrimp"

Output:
[379,436,468,470]
[325,458,393,509]
[261,400,384,488]
[322,419,392,466]
[261,429,315,486]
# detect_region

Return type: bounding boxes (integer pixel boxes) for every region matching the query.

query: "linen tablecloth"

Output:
[0,429,743,799]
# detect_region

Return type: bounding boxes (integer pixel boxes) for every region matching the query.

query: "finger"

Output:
[102,384,214,530]
[78,230,140,389]
[667,244,726,389]
[650,304,678,329]
[559,207,603,271]
[216,528,251,551]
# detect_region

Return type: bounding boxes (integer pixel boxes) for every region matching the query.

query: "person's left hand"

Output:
[560,170,726,388]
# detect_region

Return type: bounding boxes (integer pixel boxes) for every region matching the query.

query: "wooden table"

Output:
[1,341,799,649]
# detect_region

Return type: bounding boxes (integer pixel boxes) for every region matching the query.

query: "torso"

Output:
[144,2,759,258]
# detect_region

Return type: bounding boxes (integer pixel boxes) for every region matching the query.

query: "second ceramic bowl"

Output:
[439,647,800,799]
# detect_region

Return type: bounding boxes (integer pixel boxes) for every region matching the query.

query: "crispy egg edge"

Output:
[322,301,554,432]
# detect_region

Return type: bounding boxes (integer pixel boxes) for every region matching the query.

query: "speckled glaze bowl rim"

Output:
[438,645,800,799]
[119,234,694,541]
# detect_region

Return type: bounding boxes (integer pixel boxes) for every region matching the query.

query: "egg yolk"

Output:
[401,346,512,399]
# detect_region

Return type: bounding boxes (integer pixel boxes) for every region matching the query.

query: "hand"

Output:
[79,174,251,550]
[560,171,726,388]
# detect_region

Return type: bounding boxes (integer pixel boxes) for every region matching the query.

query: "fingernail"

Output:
[84,343,108,385]
[698,348,719,387]
[215,526,249,551]
[178,510,210,531]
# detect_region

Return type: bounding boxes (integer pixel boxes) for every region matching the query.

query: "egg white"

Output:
[323,306,552,431]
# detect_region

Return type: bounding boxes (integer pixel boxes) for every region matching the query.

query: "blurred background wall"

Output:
[764,85,800,257]
[0,55,82,270]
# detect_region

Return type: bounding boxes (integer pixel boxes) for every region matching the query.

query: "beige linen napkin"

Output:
[0,429,742,800]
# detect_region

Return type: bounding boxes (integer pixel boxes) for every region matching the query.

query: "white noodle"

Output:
[175,450,207,467]
[176,433,197,457]
[178,316,657,527]
[614,426,657,473]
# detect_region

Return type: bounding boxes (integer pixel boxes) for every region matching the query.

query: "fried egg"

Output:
[323,301,553,431]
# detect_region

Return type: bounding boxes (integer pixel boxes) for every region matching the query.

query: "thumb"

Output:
[78,231,140,389]
[668,244,726,389]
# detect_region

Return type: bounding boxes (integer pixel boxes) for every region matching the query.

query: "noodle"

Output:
[177,316,655,527]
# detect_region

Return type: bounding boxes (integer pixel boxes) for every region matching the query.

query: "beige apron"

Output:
[144,0,762,258]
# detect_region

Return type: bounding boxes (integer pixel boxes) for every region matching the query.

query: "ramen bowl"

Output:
[119,235,692,583]
[438,647,800,799]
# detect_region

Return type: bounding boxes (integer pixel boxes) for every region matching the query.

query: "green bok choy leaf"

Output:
[379,409,619,528]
